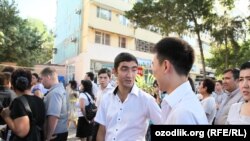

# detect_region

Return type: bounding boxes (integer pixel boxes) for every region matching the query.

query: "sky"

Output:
[14,0,56,30]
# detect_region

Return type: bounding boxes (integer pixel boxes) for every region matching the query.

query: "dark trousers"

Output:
[51,132,68,141]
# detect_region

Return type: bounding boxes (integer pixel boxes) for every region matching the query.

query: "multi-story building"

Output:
[53,0,213,83]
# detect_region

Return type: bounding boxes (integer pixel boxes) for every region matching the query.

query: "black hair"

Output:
[114,52,138,70]
[0,73,5,86]
[98,68,111,78]
[80,80,95,100]
[11,68,32,92]
[153,80,158,88]
[153,37,195,76]
[0,72,11,86]
[216,80,223,85]
[69,80,77,90]
[223,68,240,80]
[32,73,39,80]
[188,77,195,92]
[240,61,250,71]
[1,66,15,73]
[202,78,215,94]
[86,72,94,81]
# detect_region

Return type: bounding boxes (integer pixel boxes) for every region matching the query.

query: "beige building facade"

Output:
[54,0,212,83]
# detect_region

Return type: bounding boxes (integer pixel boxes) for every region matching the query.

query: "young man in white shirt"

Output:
[93,68,114,141]
[151,37,208,124]
[96,68,114,107]
[95,52,162,141]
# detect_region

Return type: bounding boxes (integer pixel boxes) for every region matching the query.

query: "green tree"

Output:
[26,18,54,65]
[0,0,53,66]
[207,39,250,76]
[211,13,247,69]
[126,0,234,78]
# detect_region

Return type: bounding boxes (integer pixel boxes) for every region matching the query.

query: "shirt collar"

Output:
[163,81,193,108]
[225,87,240,98]
[100,83,113,92]
[113,84,139,96]
[106,83,113,89]
[49,83,62,91]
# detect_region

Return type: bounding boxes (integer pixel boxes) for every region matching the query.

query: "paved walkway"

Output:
[67,124,80,141]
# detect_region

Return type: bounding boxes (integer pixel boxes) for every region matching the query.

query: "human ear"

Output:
[112,68,118,77]
[163,60,171,73]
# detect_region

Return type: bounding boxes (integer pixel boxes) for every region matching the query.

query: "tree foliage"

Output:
[207,39,250,76]
[0,0,53,67]
[126,0,234,78]
[210,12,247,70]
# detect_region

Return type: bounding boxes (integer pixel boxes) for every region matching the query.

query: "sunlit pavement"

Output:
[67,125,80,141]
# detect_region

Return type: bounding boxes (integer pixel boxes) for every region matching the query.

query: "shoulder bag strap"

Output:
[84,93,92,103]
[19,96,37,124]
[19,96,32,116]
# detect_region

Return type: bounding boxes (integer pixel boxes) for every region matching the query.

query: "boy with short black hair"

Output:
[95,52,162,141]
[152,37,208,124]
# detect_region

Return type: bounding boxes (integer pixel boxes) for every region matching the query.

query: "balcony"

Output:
[91,0,133,12]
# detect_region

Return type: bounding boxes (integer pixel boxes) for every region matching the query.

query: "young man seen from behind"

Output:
[152,37,208,124]
[95,52,162,141]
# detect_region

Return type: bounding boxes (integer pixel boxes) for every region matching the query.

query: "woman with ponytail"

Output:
[0,68,45,140]
[76,80,95,141]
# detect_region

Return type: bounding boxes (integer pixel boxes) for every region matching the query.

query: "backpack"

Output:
[10,96,42,141]
[84,93,97,121]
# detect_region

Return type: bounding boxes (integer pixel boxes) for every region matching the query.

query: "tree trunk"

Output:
[190,11,206,79]
[225,32,229,69]
[197,31,207,79]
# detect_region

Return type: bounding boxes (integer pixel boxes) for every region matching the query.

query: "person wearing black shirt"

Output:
[0,68,45,141]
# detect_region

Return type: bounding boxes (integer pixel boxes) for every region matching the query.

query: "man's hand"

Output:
[1,107,10,119]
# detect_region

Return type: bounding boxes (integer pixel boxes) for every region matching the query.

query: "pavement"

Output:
[67,124,80,141]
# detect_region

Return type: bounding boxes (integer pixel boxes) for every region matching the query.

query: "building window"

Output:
[119,37,126,48]
[119,15,130,26]
[135,39,155,53]
[121,0,129,2]
[97,7,111,21]
[95,31,110,45]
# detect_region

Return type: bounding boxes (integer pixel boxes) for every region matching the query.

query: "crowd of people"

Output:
[0,37,249,141]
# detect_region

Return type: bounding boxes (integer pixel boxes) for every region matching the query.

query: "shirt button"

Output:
[113,138,116,140]
[116,129,118,131]
[120,108,122,110]
[118,118,120,120]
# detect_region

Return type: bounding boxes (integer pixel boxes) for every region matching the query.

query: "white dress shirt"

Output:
[96,83,114,107]
[161,81,208,124]
[201,96,216,124]
[94,84,162,141]
[226,102,250,124]
[92,81,99,98]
